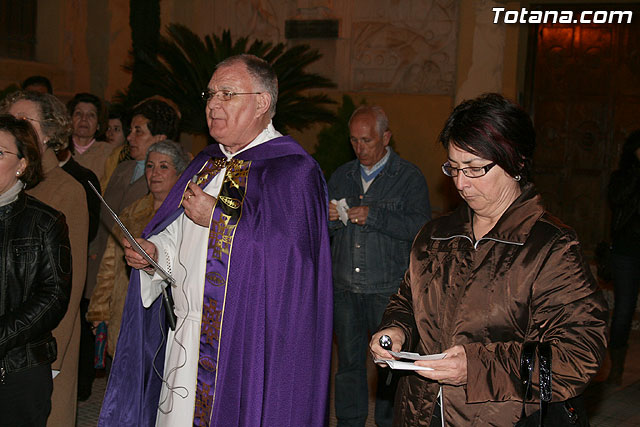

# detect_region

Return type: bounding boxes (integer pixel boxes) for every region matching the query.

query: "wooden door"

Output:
[528,4,640,255]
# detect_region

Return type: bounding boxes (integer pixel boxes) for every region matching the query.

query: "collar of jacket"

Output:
[431,183,545,246]
[0,190,26,220]
[41,147,59,175]
[345,148,400,181]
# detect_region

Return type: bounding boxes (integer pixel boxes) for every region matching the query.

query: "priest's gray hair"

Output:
[216,54,278,118]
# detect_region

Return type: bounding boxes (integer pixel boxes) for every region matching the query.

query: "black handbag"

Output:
[515,342,589,427]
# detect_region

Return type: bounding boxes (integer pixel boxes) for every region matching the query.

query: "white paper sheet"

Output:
[374,351,447,371]
[388,351,447,361]
[331,198,350,225]
[88,181,175,285]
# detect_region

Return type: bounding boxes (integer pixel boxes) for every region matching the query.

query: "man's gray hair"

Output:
[216,54,278,118]
[349,105,390,137]
[146,140,190,174]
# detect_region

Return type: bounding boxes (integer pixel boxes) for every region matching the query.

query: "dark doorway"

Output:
[525,3,640,255]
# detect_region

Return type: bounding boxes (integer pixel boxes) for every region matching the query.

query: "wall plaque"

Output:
[285,19,339,39]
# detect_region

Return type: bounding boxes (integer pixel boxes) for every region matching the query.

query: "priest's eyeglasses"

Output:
[441,161,497,178]
[201,89,262,102]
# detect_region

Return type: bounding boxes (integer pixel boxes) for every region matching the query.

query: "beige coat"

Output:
[87,193,155,357]
[27,148,89,427]
[73,140,115,184]
[100,144,126,190]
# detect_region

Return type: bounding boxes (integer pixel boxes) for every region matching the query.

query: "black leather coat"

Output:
[0,191,72,377]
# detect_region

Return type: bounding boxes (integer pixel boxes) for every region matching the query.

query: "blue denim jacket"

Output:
[328,149,431,293]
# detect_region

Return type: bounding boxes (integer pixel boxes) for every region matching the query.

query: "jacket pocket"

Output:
[9,238,42,264]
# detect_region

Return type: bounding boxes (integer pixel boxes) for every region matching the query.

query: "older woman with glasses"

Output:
[369,93,608,426]
[0,115,71,426]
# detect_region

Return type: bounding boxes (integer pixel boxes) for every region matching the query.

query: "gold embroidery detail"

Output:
[218,195,241,209]
[197,158,226,184]
[202,297,222,347]
[183,158,228,203]
[224,159,250,189]
[205,271,226,287]
[208,214,236,261]
[194,381,213,426]
[199,355,217,373]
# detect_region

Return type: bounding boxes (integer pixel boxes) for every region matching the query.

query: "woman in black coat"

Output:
[0,114,72,426]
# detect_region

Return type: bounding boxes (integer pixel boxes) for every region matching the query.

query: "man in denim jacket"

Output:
[328,105,431,426]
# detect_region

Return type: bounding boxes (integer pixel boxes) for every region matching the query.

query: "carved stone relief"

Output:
[234,0,284,42]
[350,0,457,94]
[221,0,458,93]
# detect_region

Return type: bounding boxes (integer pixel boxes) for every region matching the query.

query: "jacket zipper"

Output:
[0,359,6,384]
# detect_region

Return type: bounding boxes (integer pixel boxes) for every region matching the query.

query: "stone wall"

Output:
[0,0,522,214]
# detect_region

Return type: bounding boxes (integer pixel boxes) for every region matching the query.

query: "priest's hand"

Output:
[413,345,467,386]
[183,181,216,227]
[123,237,158,271]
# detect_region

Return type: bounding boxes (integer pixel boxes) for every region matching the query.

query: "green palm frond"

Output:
[312,95,359,180]
[118,24,336,136]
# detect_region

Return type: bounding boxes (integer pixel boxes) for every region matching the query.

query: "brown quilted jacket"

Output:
[379,184,608,426]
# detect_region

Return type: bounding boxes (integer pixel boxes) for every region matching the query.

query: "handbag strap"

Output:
[519,341,553,427]
[519,341,537,420]
[538,342,552,424]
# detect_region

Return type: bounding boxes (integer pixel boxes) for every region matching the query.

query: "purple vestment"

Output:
[98,136,333,426]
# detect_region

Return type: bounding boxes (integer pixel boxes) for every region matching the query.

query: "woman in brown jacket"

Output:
[370,93,608,426]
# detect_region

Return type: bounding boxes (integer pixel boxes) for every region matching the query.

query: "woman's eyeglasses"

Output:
[0,148,20,160]
[441,162,496,178]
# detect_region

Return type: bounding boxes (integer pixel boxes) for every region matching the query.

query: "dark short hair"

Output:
[0,90,72,152]
[438,93,535,185]
[216,54,278,118]
[0,114,44,189]
[21,75,53,94]
[107,103,131,138]
[147,139,190,175]
[67,93,105,139]
[131,99,180,140]
[618,130,640,170]
[67,93,102,117]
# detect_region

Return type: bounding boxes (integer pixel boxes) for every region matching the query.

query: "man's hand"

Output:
[329,201,339,221]
[370,327,405,364]
[123,237,158,271]
[348,206,369,226]
[413,345,468,386]
[182,181,217,227]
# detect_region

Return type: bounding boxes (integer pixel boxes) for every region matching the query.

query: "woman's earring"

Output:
[514,175,521,182]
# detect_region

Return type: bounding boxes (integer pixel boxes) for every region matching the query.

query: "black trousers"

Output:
[78,297,96,399]
[0,363,52,427]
